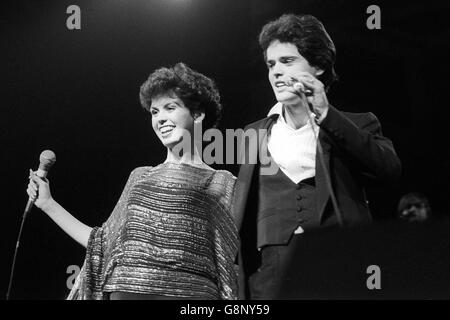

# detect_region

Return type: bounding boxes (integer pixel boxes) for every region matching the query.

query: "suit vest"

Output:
[257,158,323,248]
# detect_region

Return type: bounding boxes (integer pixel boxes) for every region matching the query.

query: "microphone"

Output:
[293,81,305,92]
[289,79,313,96]
[6,150,56,300]
[24,150,56,215]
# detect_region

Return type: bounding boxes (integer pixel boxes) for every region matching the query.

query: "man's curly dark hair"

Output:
[139,62,222,129]
[259,14,338,91]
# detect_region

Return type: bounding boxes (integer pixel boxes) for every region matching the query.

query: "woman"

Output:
[27,63,239,300]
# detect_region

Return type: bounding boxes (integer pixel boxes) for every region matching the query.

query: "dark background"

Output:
[2,0,449,299]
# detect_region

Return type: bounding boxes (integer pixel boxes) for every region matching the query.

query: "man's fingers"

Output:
[292,71,316,84]
[28,180,38,191]
[26,186,37,200]
[30,170,47,186]
[297,74,325,92]
[296,76,318,88]
[286,86,307,99]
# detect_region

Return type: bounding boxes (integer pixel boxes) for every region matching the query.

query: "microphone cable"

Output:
[288,79,345,227]
[304,104,345,227]
[6,204,31,300]
[6,150,55,300]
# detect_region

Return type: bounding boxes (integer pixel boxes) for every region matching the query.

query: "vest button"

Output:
[297,195,302,200]
[297,207,302,212]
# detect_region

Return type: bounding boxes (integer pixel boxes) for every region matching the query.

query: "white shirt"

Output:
[267,102,319,184]
[267,102,321,235]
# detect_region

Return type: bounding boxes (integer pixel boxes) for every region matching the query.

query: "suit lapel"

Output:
[233,116,277,230]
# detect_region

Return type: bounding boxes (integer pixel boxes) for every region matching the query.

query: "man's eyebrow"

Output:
[279,55,298,60]
[266,55,298,62]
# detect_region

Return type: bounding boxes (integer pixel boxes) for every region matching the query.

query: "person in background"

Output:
[397,192,431,222]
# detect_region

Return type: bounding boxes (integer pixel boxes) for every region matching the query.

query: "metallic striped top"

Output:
[67,162,239,300]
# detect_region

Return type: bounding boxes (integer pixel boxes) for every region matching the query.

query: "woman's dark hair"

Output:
[258,14,338,91]
[139,62,222,129]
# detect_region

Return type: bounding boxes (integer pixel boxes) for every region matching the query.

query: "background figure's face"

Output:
[150,93,195,149]
[266,40,322,105]
[400,202,429,222]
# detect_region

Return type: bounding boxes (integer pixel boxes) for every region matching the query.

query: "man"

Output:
[397,192,431,222]
[233,14,401,299]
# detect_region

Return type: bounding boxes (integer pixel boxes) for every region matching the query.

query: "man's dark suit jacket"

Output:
[232,105,402,299]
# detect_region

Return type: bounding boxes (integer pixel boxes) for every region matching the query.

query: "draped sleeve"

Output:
[67,167,149,300]
[212,172,239,300]
[67,165,239,300]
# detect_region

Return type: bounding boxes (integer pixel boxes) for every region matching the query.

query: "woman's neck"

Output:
[164,145,209,168]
